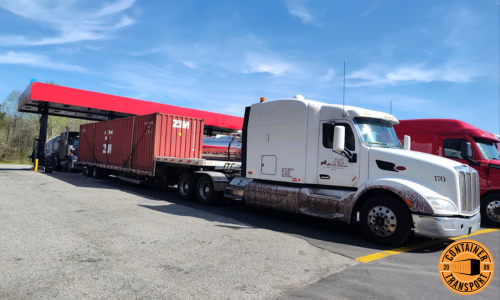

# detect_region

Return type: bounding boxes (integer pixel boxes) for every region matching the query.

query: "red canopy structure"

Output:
[18,82,243,131]
[18,82,244,164]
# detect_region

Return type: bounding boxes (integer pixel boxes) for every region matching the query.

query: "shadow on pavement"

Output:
[3,167,471,256]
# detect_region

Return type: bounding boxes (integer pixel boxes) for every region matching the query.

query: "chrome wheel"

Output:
[179,179,190,196]
[367,205,397,237]
[198,181,211,200]
[486,200,500,223]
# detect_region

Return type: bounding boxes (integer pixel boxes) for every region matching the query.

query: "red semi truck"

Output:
[395,119,500,227]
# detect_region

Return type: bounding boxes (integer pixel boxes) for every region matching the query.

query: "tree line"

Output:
[0,89,91,164]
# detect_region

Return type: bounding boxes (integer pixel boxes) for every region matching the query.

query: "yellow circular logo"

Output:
[439,239,495,295]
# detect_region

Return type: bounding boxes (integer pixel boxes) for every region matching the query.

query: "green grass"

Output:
[0,161,32,165]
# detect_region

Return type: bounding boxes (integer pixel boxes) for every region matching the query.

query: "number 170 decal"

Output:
[435,176,446,182]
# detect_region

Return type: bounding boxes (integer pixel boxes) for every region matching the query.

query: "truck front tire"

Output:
[177,173,196,201]
[196,175,221,205]
[481,194,500,227]
[360,195,412,246]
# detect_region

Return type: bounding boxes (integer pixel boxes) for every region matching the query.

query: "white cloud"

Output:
[243,53,298,76]
[285,1,319,26]
[130,47,162,56]
[0,51,87,73]
[157,37,302,78]
[347,61,483,86]
[362,3,379,17]
[85,45,105,51]
[0,0,135,46]
[182,61,196,69]
[323,68,336,81]
[56,47,82,54]
[380,43,396,56]
[103,61,254,115]
[423,49,434,57]
[95,0,135,17]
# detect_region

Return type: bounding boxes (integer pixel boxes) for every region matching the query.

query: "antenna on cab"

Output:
[342,59,346,117]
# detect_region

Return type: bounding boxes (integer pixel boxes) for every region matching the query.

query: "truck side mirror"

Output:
[403,135,411,151]
[333,126,345,153]
[461,142,472,159]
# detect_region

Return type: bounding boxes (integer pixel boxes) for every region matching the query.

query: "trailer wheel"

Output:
[92,167,102,179]
[177,173,196,201]
[481,194,500,227]
[360,195,412,246]
[84,166,93,177]
[196,175,222,205]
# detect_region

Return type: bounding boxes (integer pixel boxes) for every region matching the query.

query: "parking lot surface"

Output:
[0,165,354,300]
[1,164,499,299]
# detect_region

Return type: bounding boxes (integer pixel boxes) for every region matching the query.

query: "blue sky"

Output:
[0,0,498,133]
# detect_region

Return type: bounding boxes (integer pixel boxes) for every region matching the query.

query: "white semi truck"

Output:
[85,95,482,245]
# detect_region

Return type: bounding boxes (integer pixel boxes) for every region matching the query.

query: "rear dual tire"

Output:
[196,175,222,206]
[177,173,222,205]
[177,173,197,201]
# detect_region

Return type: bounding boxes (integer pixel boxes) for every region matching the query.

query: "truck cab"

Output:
[395,120,500,227]
[234,97,481,245]
[44,131,81,173]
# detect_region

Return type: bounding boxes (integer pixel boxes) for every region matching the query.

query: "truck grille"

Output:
[458,169,480,214]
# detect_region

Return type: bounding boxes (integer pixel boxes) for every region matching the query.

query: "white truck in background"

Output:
[88,95,482,245]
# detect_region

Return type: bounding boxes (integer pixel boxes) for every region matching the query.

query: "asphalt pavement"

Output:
[0,165,354,300]
[1,164,498,299]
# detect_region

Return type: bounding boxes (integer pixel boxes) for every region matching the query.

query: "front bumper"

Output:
[412,212,481,238]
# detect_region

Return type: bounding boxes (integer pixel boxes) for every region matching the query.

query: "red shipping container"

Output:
[78,123,95,162]
[78,112,204,172]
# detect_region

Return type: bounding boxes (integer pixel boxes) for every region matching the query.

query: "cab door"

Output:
[439,134,487,191]
[318,122,360,186]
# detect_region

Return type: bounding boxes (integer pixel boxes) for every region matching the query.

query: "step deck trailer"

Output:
[80,97,481,246]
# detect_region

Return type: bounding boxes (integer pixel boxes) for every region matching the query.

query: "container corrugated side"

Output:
[79,112,204,173]
[93,117,134,167]
[78,123,95,163]
[155,114,203,159]
[130,114,157,172]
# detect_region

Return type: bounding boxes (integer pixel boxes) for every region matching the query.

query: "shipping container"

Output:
[78,123,95,163]
[78,112,204,173]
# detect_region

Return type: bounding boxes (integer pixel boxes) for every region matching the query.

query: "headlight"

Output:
[427,197,458,214]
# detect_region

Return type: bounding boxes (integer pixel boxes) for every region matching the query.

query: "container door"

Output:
[261,155,277,175]
[318,122,360,187]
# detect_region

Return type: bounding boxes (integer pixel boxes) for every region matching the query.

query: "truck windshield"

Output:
[355,117,401,148]
[475,138,500,160]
